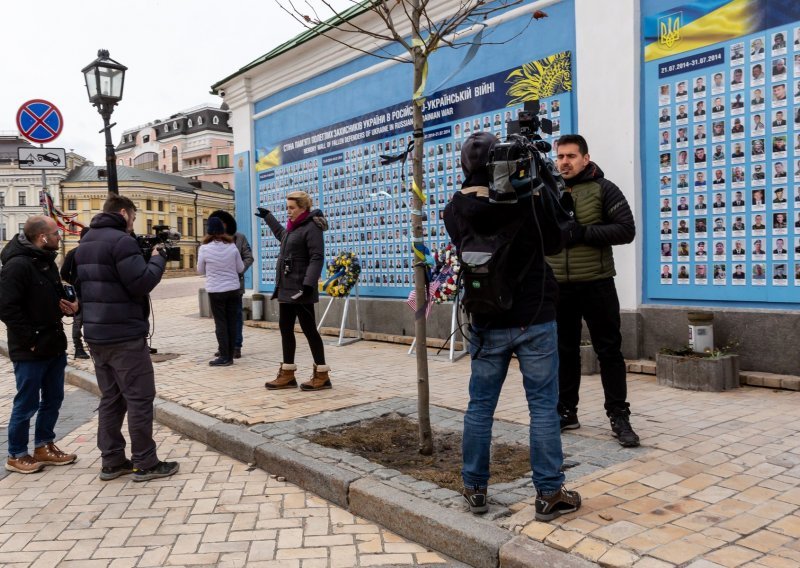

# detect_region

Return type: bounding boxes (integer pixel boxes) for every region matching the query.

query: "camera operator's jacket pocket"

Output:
[265,210,327,304]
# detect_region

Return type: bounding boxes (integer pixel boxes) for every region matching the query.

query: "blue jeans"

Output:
[8,353,68,458]
[235,294,244,349]
[462,321,565,494]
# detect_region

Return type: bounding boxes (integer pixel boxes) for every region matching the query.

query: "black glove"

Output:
[255,207,270,220]
[565,220,586,247]
[156,244,169,259]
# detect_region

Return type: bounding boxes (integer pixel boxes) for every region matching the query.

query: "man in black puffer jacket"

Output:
[0,216,79,474]
[75,194,179,482]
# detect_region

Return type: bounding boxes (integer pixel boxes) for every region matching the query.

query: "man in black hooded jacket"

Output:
[0,216,79,474]
[443,132,581,522]
[208,210,253,358]
[75,194,178,482]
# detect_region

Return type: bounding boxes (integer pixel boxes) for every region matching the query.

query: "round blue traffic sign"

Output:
[16,99,63,144]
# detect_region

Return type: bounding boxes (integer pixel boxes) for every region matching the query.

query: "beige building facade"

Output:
[61,165,234,269]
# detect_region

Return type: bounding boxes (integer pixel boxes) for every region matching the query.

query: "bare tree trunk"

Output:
[411,2,433,456]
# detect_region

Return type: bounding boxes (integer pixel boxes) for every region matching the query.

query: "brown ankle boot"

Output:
[265,363,298,390]
[300,364,332,391]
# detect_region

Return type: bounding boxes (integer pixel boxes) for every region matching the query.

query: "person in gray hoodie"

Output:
[198,216,244,366]
[208,210,253,359]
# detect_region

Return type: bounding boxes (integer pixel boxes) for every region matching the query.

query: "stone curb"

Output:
[0,342,588,568]
[254,442,359,509]
[500,535,597,568]
[349,477,512,568]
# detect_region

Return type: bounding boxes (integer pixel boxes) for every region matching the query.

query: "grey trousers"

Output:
[89,338,159,470]
[72,310,84,347]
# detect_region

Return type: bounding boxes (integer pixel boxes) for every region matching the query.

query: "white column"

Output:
[574,0,642,310]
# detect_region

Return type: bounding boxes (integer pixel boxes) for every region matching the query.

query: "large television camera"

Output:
[135,225,181,261]
[488,100,565,204]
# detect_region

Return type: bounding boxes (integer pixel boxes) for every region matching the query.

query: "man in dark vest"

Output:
[548,135,639,447]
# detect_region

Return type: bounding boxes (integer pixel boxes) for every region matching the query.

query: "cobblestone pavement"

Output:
[0,359,460,567]
[4,275,800,567]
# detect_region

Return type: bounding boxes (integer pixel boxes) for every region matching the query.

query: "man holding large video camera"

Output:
[75,194,179,481]
[444,124,581,522]
[549,134,638,447]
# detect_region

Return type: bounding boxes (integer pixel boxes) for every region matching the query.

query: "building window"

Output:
[0,193,5,207]
[133,151,159,171]
[18,192,25,206]
[164,125,169,133]
[0,225,6,241]
[162,150,166,158]
[146,199,152,210]
[189,254,194,269]
[213,116,220,125]
[158,200,164,212]
[187,119,193,128]
[187,218,194,237]
[18,223,25,235]
[118,159,123,165]
[128,158,132,166]
[217,155,230,168]
[68,199,77,210]
[171,146,179,173]
[142,134,150,143]
[146,219,153,234]
[198,116,203,125]
[177,217,183,235]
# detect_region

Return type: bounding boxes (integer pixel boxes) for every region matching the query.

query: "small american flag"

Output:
[406,278,440,320]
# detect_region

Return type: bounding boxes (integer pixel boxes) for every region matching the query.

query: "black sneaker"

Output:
[462,485,488,514]
[132,461,180,482]
[74,346,91,360]
[233,348,242,359]
[535,486,582,521]
[609,413,640,447]
[209,357,233,367]
[99,459,134,481]
[560,408,580,431]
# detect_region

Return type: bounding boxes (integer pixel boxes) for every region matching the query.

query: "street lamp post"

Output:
[82,49,127,195]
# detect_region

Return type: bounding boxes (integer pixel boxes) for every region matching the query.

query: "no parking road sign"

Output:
[16,99,63,144]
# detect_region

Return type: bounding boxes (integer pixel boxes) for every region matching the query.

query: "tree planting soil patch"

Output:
[306,415,531,492]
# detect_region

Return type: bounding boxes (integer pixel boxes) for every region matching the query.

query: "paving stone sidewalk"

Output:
[0,359,460,567]
[4,275,800,567]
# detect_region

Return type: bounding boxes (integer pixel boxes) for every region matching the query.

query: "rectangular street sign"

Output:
[17,147,67,170]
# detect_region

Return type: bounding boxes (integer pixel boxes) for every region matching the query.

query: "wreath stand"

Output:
[407,300,468,362]
[317,283,362,346]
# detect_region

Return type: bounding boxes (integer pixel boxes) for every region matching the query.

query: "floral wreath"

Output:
[431,243,460,304]
[321,252,362,297]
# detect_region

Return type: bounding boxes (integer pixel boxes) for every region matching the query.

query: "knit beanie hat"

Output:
[460,131,497,187]
[207,217,225,235]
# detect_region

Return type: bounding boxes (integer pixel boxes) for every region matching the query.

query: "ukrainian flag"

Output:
[644,0,758,62]
[255,146,282,172]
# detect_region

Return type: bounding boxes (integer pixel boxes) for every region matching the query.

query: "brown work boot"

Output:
[5,455,45,474]
[300,364,332,391]
[265,363,298,390]
[33,442,77,466]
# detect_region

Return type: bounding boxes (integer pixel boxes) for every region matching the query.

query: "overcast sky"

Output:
[1,0,330,163]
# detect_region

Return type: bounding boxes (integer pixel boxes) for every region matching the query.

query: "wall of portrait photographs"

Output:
[643,7,800,305]
[257,98,569,297]
[254,56,573,298]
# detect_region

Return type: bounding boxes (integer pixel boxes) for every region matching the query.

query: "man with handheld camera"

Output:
[0,216,79,474]
[549,134,638,447]
[444,125,581,522]
[75,194,179,482]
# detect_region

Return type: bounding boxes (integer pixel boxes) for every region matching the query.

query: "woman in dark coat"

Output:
[256,191,331,391]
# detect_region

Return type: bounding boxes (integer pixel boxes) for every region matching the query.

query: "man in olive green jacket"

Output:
[548,135,639,447]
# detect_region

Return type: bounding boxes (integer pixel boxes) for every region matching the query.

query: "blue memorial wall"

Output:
[252,0,576,297]
[642,0,800,307]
